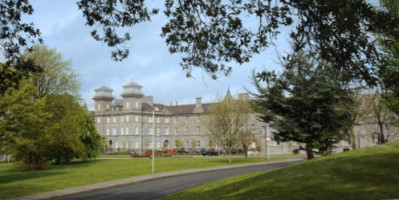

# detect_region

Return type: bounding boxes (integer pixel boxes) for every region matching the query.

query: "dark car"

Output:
[201,148,219,156]
[178,147,190,153]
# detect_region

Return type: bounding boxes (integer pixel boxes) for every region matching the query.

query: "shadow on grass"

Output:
[0,160,101,185]
[164,152,399,200]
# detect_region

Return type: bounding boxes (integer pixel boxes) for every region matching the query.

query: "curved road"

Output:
[56,160,300,200]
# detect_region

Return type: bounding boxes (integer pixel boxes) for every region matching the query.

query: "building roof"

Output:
[123,81,142,88]
[95,86,113,91]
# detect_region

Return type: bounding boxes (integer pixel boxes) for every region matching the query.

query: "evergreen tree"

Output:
[252,51,354,159]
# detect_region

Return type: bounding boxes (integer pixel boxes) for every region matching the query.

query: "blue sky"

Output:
[10,0,376,110]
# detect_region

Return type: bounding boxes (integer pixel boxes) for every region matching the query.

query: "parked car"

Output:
[201,148,219,156]
[178,147,190,153]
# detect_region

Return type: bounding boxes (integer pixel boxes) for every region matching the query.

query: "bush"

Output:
[293,149,299,154]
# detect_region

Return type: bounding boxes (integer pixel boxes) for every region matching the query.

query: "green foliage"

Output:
[0,60,42,95]
[378,0,399,115]
[253,51,354,159]
[21,45,80,98]
[0,80,52,170]
[44,94,103,164]
[175,139,182,148]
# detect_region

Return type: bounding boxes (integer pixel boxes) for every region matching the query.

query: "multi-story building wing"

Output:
[93,81,368,154]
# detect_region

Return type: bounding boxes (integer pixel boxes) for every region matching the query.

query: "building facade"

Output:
[93,82,392,155]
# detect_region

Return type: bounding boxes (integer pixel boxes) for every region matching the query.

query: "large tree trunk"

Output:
[305,142,314,160]
[378,122,385,144]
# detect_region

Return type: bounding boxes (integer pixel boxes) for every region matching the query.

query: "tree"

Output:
[3,1,399,82]
[204,95,251,163]
[239,130,259,159]
[208,140,214,148]
[252,51,354,159]
[45,94,104,164]
[378,0,399,115]
[357,91,397,144]
[174,139,182,148]
[0,80,52,169]
[0,60,42,95]
[0,0,42,61]
[21,45,80,99]
[190,139,197,150]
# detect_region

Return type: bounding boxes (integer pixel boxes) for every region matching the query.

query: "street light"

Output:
[152,107,159,174]
[262,124,270,161]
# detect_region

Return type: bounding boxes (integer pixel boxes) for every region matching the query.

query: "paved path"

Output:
[10,158,304,200]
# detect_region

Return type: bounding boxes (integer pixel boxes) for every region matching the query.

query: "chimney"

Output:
[193,97,204,113]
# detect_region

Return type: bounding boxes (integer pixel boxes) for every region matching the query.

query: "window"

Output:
[197,140,201,147]
[175,127,178,135]
[135,116,139,122]
[121,116,124,122]
[106,104,110,110]
[135,101,139,108]
[148,117,153,123]
[126,115,129,122]
[125,127,129,135]
[186,116,189,123]
[97,104,101,111]
[165,117,170,123]
[148,128,153,135]
[120,127,124,135]
[97,118,100,124]
[185,140,189,147]
[126,102,130,109]
[115,142,119,149]
[135,126,139,135]
[107,117,110,123]
[165,128,170,135]
[112,128,116,135]
[156,128,160,134]
[186,126,189,134]
[197,126,200,133]
[156,117,160,123]
[106,128,110,136]
[135,141,139,148]
[251,124,256,132]
[113,117,116,123]
[156,141,160,148]
[173,117,177,123]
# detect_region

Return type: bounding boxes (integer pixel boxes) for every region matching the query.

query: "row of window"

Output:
[104,126,203,136]
[97,101,140,111]
[97,115,204,124]
[97,116,173,124]
[108,140,202,149]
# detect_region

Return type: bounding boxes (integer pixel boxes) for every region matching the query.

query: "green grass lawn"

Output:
[162,141,399,200]
[0,156,280,199]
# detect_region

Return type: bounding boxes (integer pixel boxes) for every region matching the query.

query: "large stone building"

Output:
[93,82,396,155]
[93,81,298,154]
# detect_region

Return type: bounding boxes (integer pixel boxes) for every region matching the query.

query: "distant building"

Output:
[93,81,393,155]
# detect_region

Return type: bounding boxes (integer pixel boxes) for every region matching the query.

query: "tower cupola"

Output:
[122,82,143,98]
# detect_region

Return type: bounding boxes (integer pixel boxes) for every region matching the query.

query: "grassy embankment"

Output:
[0,156,282,199]
[162,141,399,200]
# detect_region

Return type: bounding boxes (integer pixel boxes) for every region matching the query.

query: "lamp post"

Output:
[266,123,270,161]
[152,107,158,174]
[262,124,270,161]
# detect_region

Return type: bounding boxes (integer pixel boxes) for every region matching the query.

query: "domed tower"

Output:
[121,81,144,110]
[93,86,114,113]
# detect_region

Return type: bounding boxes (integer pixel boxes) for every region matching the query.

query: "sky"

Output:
[5,1,311,110]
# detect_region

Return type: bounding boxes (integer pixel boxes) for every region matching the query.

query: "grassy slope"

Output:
[0,157,277,199]
[162,141,399,200]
